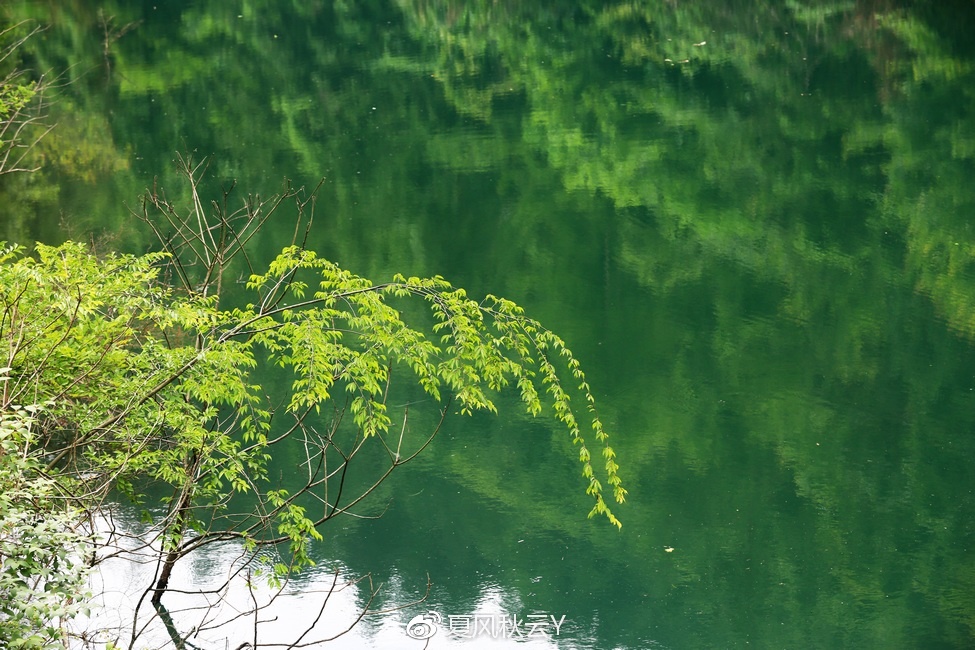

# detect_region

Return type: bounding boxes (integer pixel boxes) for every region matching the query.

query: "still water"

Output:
[4,1,975,648]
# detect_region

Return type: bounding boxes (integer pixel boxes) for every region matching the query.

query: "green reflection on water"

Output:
[4,0,975,647]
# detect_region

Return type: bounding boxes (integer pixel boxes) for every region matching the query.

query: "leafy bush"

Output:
[0,404,91,649]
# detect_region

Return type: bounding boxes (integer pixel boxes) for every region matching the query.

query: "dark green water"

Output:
[4,1,975,648]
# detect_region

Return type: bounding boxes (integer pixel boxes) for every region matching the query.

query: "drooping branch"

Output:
[2,156,624,646]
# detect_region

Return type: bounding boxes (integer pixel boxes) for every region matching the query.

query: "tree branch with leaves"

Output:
[0,158,625,647]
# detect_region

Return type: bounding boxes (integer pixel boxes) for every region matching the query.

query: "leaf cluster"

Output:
[0,216,625,597]
[246,247,626,522]
[0,405,91,649]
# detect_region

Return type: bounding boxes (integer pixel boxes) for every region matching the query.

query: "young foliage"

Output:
[0,169,625,643]
[246,247,627,522]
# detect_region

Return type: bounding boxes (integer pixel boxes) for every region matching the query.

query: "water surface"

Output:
[4,1,975,648]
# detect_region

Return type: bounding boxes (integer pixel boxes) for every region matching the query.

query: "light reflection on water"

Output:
[79,513,575,649]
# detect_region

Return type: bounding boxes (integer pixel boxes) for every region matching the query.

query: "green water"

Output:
[4,1,975,647]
